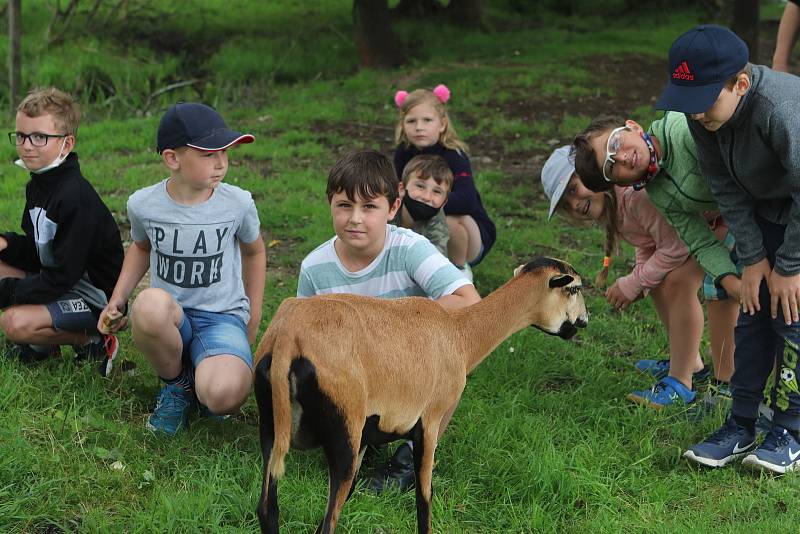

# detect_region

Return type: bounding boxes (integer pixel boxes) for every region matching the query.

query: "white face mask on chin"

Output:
[15,138,70,174]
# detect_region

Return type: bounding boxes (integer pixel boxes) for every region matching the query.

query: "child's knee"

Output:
[196,375,251,414]
[195,360,252,414]
[0,307,26,340]
[0,306,46,341]
[131,288,179,332]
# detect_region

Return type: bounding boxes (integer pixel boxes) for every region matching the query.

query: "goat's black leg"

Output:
[314,428,360,534]
[255,356,279,534]
[412,419,438,534]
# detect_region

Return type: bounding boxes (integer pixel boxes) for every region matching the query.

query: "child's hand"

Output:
[0,236,6,252]
[740,259,770,315]
[605,282,635,310]
[98,299,128,334]
[768,270,800,324]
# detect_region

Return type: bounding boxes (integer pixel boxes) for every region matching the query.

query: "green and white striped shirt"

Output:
[297,225,469,299]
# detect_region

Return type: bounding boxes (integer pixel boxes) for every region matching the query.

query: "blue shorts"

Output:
[177,308,252,370]
[45,292,101,334]
[702,231,742,301]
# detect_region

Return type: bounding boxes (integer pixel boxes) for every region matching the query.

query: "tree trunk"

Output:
[732,0,760,64]
[393,0,441,17]
[352,0,402,68]
[9,0,22,112]
[447,0,482,28]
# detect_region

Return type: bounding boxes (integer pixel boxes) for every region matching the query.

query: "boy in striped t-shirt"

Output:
[297,149,480,493]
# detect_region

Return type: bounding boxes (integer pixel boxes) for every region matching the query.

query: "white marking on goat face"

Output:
[535,273,588,337]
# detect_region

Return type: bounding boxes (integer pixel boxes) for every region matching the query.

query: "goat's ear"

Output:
[513,264,525,277]
[549,274,574,288]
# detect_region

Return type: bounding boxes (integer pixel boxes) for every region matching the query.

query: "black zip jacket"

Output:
[0,152,123,309]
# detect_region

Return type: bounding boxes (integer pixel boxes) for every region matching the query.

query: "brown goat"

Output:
[253,257,588,533]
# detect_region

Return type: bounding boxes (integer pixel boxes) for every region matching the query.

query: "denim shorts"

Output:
[702,230,742,301]
[177,308,252,370]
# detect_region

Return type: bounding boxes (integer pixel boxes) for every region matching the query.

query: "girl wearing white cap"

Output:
[540,146,707,408]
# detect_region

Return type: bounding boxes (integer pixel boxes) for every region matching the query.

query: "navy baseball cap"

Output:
[156,102,254,154]
[656,24,749,114]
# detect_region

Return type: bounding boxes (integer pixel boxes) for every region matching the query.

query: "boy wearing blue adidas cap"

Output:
[657,24,800,473]
[98,103,266,435]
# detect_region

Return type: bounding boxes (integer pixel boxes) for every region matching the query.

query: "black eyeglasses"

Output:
[8,131,68,147]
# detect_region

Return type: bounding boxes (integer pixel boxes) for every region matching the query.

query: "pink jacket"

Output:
[614,186,690,301]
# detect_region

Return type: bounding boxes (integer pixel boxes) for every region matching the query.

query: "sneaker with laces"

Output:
[365,442,415,494]
[73,334,118,377]
[742,426,800,474]
[628,376,697,409]
[683,416,757,467]
[146,384,195,436]
[7,343,61,363]
[635,358,711,383]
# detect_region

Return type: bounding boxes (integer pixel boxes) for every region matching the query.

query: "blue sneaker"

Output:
[683,416,757,468]
[635,358,711,383]
[146,384,195,436]
[628,376,697,409]
[742,426,800,474]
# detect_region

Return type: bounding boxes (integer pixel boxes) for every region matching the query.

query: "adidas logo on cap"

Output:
[672,61,694,81]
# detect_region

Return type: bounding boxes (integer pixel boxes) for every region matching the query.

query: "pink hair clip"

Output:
[394,90,408,108]
[433,84,450,103]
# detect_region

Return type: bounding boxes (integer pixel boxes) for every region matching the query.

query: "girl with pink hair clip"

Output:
[393,85,495,281]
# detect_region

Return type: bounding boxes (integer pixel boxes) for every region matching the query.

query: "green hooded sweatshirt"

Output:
[645,111,739,283]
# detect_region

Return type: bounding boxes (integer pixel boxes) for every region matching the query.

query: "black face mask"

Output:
[403,194,440,221]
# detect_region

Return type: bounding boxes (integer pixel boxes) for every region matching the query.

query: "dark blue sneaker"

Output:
[742,426,800,474]
[635,358,711,383]
[73,334,118,377]
[8,343,61,363]
[683,416,757,468]
[146,384,195,436]
[628,376,697,409]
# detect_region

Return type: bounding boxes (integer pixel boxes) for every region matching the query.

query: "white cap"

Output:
[541,145,576,219]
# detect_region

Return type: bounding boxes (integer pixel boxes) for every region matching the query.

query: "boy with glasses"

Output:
[1,87,123,374]
[656,24,800,473]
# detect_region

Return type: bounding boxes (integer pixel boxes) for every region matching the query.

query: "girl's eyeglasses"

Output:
[602,126,629,182]
[8,131,68,147]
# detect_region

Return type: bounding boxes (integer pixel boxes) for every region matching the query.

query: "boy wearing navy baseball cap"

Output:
[98,103,266,435]
[657,25,800,474]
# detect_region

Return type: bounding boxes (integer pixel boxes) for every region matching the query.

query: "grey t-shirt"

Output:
[127,179,261,323]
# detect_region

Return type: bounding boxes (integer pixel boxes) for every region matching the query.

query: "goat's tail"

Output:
[267,333,297,479]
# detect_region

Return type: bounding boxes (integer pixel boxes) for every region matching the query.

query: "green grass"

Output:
[3,1,800,533]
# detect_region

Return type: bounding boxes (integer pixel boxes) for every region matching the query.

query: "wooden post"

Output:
[9,0,22,112]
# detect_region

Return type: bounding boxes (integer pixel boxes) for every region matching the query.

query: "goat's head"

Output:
[513,257,588,339]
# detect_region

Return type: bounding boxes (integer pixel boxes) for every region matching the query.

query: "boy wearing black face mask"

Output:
[391,155,453,257]
[0,87,123,374]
